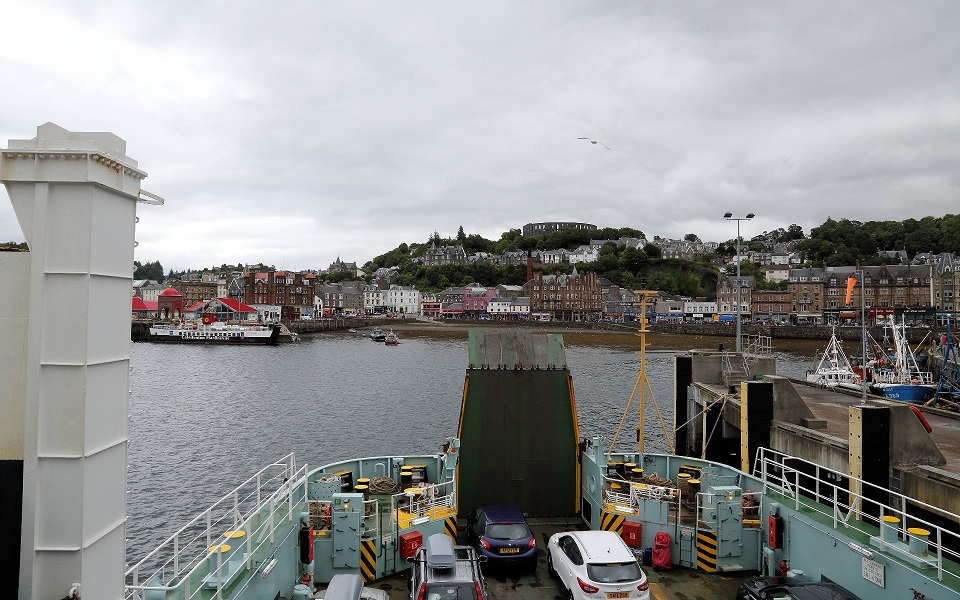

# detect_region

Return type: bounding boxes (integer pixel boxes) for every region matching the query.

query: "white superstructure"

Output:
[1,123,154,599]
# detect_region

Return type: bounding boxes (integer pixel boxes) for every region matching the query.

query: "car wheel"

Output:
[547,551,556,578]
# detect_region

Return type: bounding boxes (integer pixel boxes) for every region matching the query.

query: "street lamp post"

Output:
[724,212,755,353]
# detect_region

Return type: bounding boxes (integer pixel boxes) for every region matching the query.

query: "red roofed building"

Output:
[193,297,260,323]
[157,288,184,320]
[182,302,206,321]
[131,297,158,320]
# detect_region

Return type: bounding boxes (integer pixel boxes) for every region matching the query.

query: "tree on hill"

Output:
[493,229,521,253]
[134,260,165,282]
[799,215,959,265]
[325,271,356,283]
[645,264,708,297]
[463,233,495,255]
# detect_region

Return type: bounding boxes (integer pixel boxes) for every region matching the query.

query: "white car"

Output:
[546,530,650,600]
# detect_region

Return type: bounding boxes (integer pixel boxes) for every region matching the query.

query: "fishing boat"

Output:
[370,327,386,342]
[805,327,863,392]
[383,330,399,345]
[868,316,936,403]
[149,321,281,345]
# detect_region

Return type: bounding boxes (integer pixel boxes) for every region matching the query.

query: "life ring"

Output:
[910,405,932,434]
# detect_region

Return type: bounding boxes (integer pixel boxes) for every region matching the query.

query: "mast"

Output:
[858,268,868,401]
[608,290,673,457]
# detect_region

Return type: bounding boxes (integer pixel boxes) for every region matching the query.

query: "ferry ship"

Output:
[148,321,282,345]
[4,125,960,600]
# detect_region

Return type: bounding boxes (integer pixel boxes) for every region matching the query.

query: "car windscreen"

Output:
[586,561,643,583]
[424,583,478,600]
[485,523,531,541]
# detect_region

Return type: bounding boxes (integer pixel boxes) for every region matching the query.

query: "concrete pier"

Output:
[676,349,960,523]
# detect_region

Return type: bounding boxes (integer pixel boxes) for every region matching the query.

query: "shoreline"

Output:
[340,319,830,354]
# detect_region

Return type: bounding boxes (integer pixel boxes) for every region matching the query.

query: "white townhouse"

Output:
[569,245,600,264]
[683,300,718,322]
[385,285,421,315]
[539,248,570,265]
[487,297,513,318]
[511,296,530,319]
[133,280,166,302]
[363,284,384,314]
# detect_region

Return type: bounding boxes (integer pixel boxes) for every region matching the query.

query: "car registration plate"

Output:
[606,593,629,599]
[499,547,520,554]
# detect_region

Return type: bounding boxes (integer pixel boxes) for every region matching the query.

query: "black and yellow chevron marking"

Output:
[360,539,378,582]
[445,516,459,541]
[600,511,624,534]
[696,530,717,573]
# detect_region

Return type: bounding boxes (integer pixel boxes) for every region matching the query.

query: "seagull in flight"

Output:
[577,137,611,150]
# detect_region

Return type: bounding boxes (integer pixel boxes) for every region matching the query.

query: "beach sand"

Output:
[357,319,825,353]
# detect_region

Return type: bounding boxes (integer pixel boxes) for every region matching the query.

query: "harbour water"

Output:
[125,331,810,562]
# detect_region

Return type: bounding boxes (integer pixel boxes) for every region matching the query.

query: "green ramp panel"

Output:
[457,331,579,517]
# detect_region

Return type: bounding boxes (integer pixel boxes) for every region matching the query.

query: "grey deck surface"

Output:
[318,519,751,600]
[794,384,960,475]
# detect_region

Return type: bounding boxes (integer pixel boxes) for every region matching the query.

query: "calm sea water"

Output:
[126,332,809,560]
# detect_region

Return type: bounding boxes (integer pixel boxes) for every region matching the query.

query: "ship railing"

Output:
[391,479,456,528]
[601,476,684,521]
[753,447,960,585]
[362,499,381,538]
[743,334,773,356]
[872,368,935,385]
[125,454,305,600]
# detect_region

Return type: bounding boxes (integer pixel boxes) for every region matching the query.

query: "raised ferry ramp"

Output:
[457,330,579,517]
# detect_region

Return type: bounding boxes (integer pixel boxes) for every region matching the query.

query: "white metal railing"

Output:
[743,334,773,356]
[601,474,684,522]
[753,447,960,585]
[391,479,456,528]
[362,499,381,538]
[125,455,306,600]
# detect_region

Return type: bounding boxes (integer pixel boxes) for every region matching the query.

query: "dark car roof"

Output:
[479,504,527,523]
[741,577,860,600]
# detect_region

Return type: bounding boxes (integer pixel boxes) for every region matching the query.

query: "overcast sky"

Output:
[1,1,957,272]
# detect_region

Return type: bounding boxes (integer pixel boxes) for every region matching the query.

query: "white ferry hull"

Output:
[148,324,281,345]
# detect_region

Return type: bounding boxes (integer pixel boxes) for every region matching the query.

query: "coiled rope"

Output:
[368,476,401,495]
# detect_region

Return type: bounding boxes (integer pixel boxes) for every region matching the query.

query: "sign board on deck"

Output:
[862,556,884,587]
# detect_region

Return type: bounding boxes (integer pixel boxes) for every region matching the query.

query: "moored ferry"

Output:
[148,321,282,345]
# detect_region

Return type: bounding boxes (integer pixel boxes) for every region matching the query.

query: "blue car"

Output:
[466,505,537,571]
